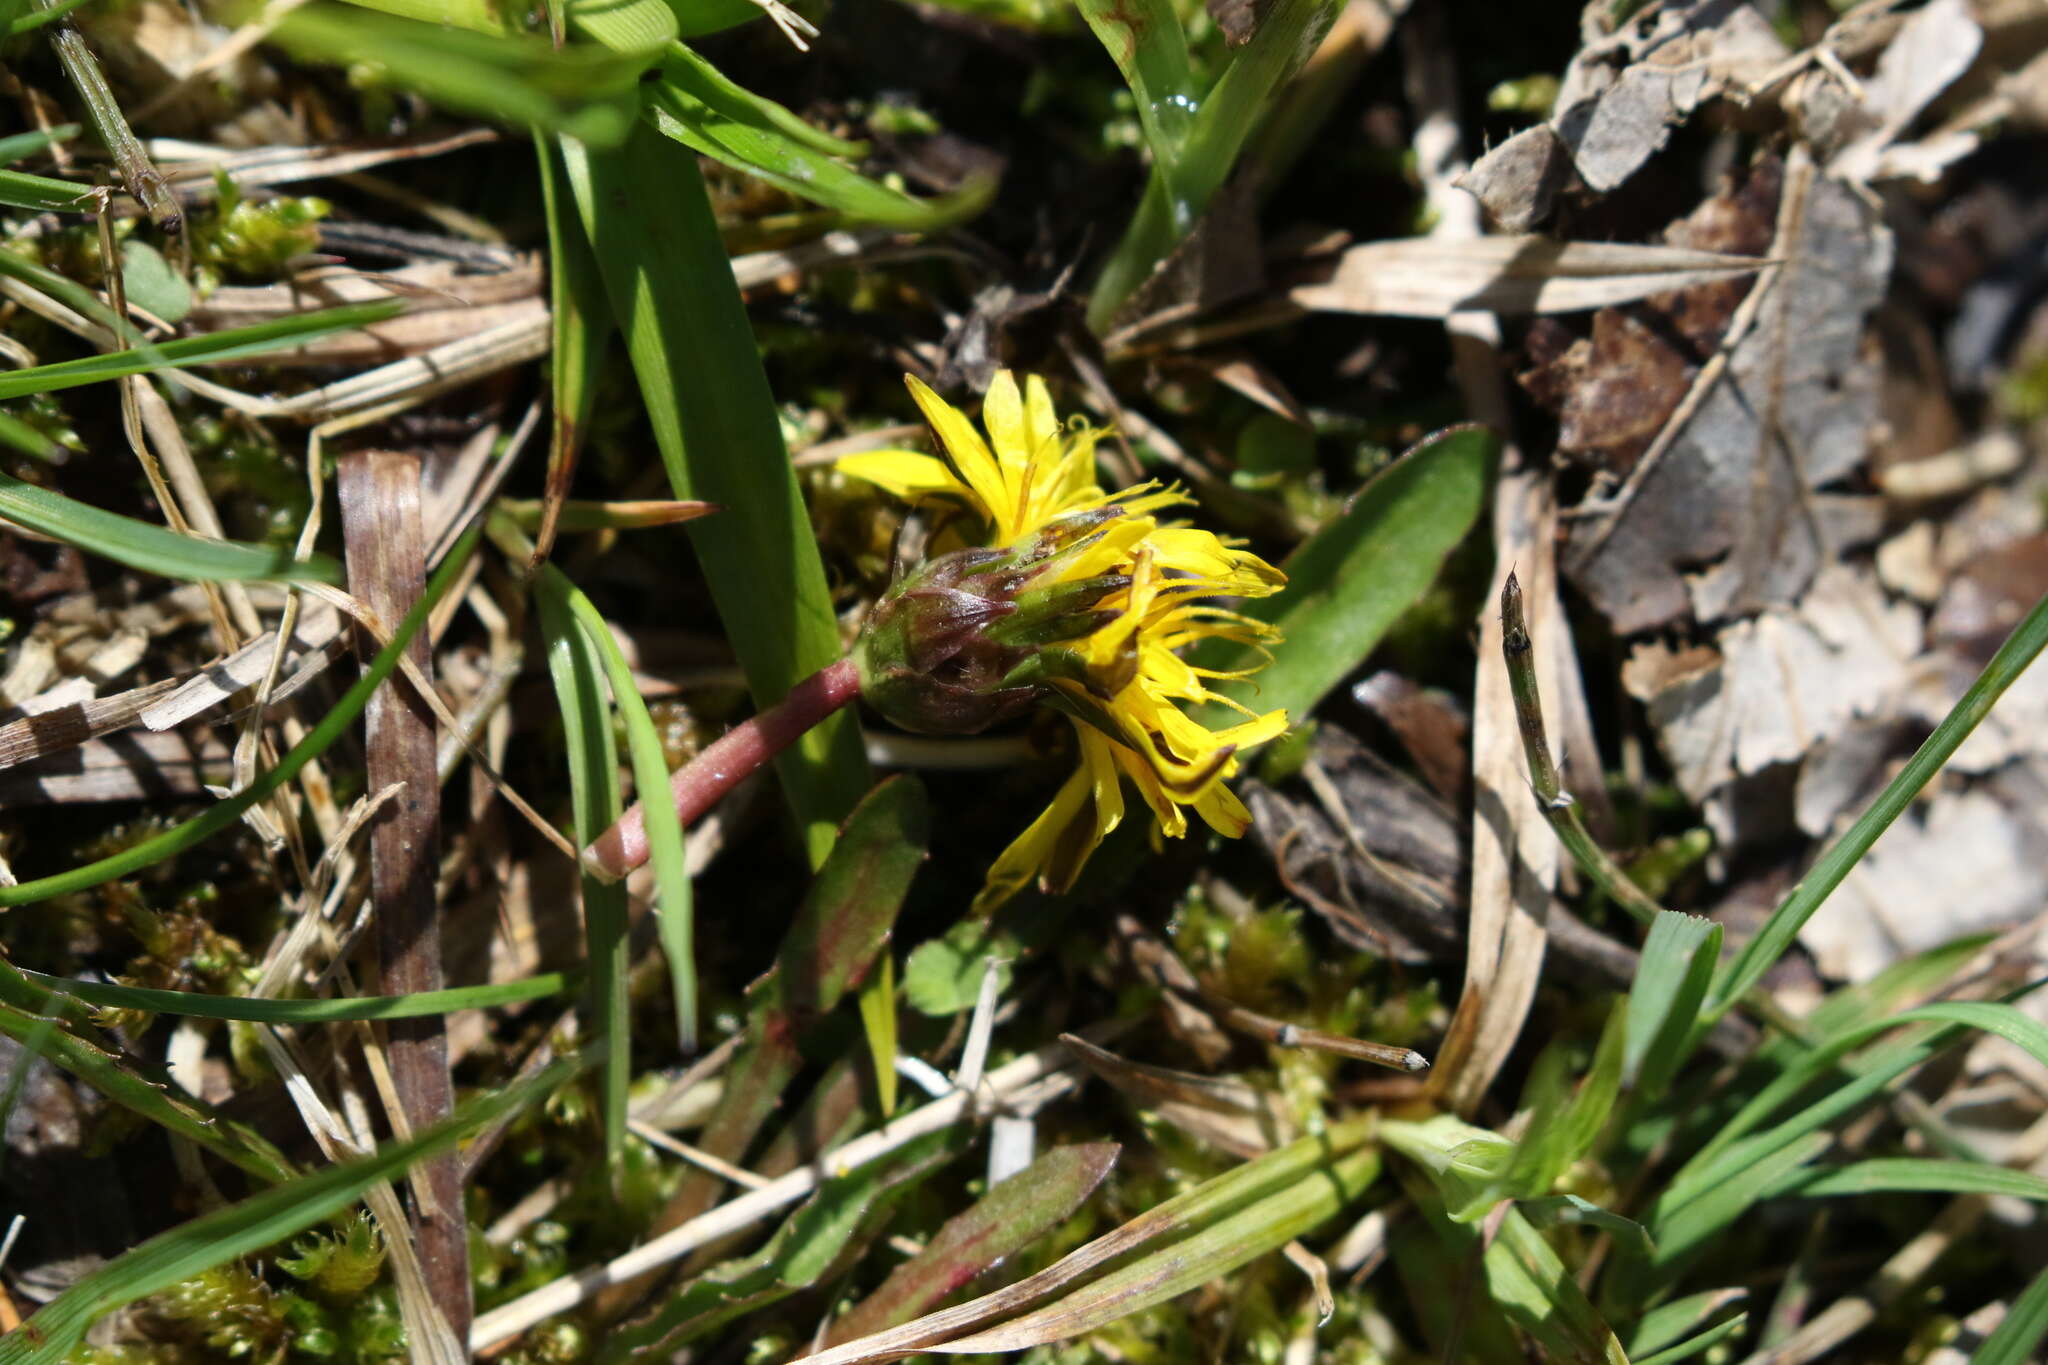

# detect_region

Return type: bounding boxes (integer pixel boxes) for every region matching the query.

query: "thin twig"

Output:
[37,0,180,231]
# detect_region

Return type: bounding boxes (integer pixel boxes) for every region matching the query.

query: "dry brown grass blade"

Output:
[1060,1033,1295,1157]
[1288,236,1768,318]
[338,448,469,1344]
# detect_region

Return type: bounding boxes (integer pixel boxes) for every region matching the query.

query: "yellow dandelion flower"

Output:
[845,371,1290,914]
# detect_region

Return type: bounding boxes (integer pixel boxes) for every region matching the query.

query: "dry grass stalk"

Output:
[338,448,469,1343]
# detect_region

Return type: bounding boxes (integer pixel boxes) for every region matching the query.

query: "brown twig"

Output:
[339,450,469,1343]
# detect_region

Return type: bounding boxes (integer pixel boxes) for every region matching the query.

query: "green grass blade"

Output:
[644,45,995,230]
[273,3,650,144]
[1632,1313,1749,1365]
[1086,0,1336,329]
[1628,1289,1748,1358]
[0,123,77,164]
[0,167,95,213]
[1972,1262,2048,1365]
[1641,1131,1831,1280]
[0,977,293,1182]
[1765,1158,2048,1202]
[534,130,612,564]
[1073,0,1196,169]
[20,968,574,1022]
[0,467,342,584]
[0,243,142,343]
[1625,912,1721,1092]
[559,123,868,863]
[0,300,402,401]
[532,562,633,1177]
[0,1058,578,1365]
[556,567,698,1051]
[0,525,480,907]
[1195,424,1496,727]
[565,0,677,52]
[858,948,898,1117]
[1710,587,2048,1018]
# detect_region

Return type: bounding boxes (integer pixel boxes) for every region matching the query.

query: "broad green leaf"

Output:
[827,1143,1120,1344]
[0,299,401,400]
[566,0,679,50]
[0,467,342,585]
[273,3,650,145]
[1710,587,2048,1019]
[0,1058,577,1365]
[1625,912,1720,1091]
[0,526,479,907]
[556,568,699,1048]
[1195,424,1497,728]
[644,43,995,230]
[904,918,1019,1016]
[533,567,632,1176]
[1973,1262,2048,1365]
[19,968,573,1021]
[120,240,191,322]
[560,124,868,861]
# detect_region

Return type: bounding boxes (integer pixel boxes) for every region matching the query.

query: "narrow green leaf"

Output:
[0,983,293,1182]
[564,0,676,51]
[1073,0,1196,168]
[0,468,342,585]
[21,969,574,1021]
[644,44,995,230]
[1766,1158,2048,1202]
[599,1129,964,1363]
[560,123,868,862]
[0,526,479,907]
[533,565,632,1176]
[1645,1131,1831,1277]
[558,569,699,1049]
[273,3,650,145]
[0,299,402,400]
[1972,1262,2048,1365]
[534,131,613,565]
[858,948,899,1117]
[0,123,78,165]
[1632,1313,1749,1365]
[1195,424,1497,727]
[6,0,93,33]
[1627,1288,1747,1358]
[0,167,95,214]
[1625,912,1720,1091]
[828,1143,1120,1343]
[1710,586,2048,1018]
[1517,1194,1654,1258]
[0,1058,578,1365]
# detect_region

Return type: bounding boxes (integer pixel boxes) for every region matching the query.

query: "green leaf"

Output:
[1973,1262,2048,1365]
[1627,1289,1747,1358]
[0,1058,578,1365]
[19,969,574,1021]
[1517,1194,1654,1259]
[1073,0,1196,169]
[558,568,699,1048]
[273,3,650,145]
[858,948,899,1117]
[534,130,613,564]
[533,566,632,1177]
[904,918,1020,1017]
[1709,586,2048,1019]
[0,299,402,401]
[644,43,996,230]
[1632,1312,1749,1365]
[0,167,95,214]
[564,0,677,50]
[1625,912,1721,1092]
[599,1129,964,1362]
[560,123,868,862]
[1195,424,1497,728]
[828,1143,1121,1343]
[0,467,341,585]
[120,240,191,323]
[0,123,78,165]
[1764,1158,2048,1202]
[0,526,479,907]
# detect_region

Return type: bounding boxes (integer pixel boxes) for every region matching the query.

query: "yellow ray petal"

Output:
[836,450,974,504]
[906,373,1012,530]
[974,761,1094,916]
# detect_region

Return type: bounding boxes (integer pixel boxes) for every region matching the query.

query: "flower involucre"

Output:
[843,371,1289,913]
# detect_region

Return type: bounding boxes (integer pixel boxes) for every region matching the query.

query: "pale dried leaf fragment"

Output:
[1826,0,1984,183]
[1288,236,1765,318]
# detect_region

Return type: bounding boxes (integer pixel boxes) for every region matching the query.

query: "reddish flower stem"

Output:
[583,656,863,879]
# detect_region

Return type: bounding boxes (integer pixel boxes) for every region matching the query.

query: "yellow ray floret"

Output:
[841,371,1291,913]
